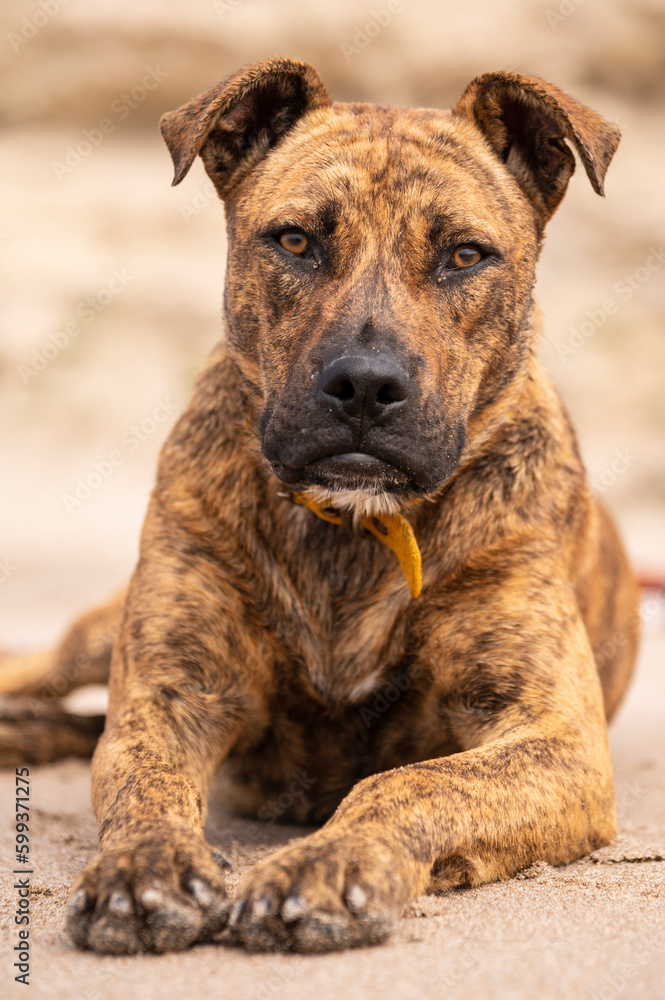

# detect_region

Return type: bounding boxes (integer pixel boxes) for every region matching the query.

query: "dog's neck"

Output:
[292,490,423,598]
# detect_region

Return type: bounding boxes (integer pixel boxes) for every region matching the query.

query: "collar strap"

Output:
[293,492,422,598]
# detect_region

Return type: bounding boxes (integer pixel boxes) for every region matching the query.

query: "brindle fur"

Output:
[0,59,639,954]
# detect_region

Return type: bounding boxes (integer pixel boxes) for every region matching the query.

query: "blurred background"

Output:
[1,0,664,650]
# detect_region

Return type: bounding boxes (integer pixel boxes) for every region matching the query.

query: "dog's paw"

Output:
[229,831,405,953]
[67,829,231,954]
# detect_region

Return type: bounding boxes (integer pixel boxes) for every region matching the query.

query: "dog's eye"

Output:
[451,245,483,268]
[279,231,309,254]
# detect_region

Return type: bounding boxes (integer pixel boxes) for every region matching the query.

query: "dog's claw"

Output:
[345,885,368,913]
[108,891,132,916]
[281,895,308,923]
[140,886,165,910]
[229,898,247,926]
[212,849,232,870]
[187,878,213,907]
[251,896,272,920]
[69,888,91,915]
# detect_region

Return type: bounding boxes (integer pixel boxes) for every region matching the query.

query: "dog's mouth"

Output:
[271,452,413,493]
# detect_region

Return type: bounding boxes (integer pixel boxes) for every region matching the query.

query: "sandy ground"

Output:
[1,0,664,996]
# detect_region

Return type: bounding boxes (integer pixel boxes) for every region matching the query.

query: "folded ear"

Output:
[159,57,331,197]
[453,72,621,223]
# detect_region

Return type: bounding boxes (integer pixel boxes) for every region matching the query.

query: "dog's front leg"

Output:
[67,534,270,954]
[230,570,615,953]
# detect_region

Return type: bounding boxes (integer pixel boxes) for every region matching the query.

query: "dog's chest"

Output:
[302,593,407,703]
[265,505,414,703]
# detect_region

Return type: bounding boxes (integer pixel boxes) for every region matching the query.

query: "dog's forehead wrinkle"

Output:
[254,106,482,196]
[253,164,515,257]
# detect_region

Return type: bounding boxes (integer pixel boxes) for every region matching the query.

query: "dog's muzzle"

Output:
[267,353,422,491]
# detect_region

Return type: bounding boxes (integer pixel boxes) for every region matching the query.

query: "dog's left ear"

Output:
[453,72,621,224]
[160,57,331,196]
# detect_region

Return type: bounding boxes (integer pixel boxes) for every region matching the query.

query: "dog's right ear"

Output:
[159,58,330,197]
[453,72,621,225]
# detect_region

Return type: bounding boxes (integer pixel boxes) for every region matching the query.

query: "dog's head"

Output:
[161,59,619,515]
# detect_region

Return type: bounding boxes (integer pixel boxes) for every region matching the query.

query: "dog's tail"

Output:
[0,591,124,767]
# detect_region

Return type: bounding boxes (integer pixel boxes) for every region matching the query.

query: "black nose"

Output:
[319,355,409,421]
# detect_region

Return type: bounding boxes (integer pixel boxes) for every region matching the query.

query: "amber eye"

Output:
[452,245,482,268]
[279,230,309,254]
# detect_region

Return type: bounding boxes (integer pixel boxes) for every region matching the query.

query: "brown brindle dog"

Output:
[2,58,640,954]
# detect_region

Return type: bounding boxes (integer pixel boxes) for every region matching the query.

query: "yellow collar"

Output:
[293,492,422,598]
